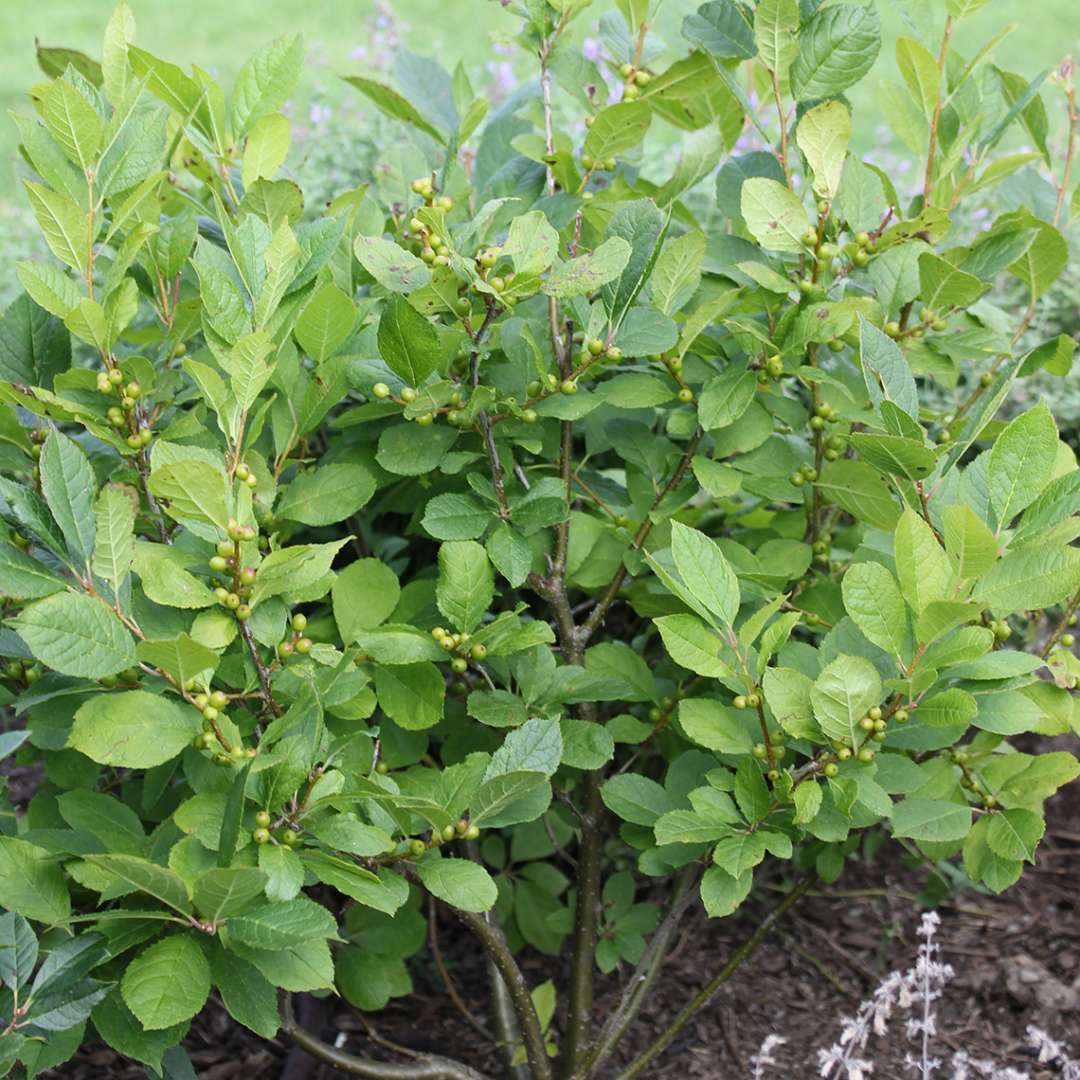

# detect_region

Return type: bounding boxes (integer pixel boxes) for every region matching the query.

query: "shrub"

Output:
[1,1,1079,1078]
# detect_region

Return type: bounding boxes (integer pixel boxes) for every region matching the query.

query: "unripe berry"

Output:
[466,824,480,840]
[561,379,578,395]
[733,695,747,709]
[209,555,228,572]
[677,387,694,403]
[442,824,456,842]
[253,827,270,844]
[824,762,840,778]
[400,387,417,403]
[277,641,294,659]
[295,637,313,654]
[281,829,299,846]
[255,810,271,828]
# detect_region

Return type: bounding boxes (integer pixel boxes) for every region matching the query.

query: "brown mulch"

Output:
[33,774,1080,1079]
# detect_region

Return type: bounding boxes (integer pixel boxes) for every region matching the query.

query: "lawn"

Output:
[0,0,1077,209]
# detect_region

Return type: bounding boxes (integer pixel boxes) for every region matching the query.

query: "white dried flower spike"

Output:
[750,1035,786,1079]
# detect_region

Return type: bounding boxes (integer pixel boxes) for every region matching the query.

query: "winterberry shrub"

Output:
[1,1,1079,1078]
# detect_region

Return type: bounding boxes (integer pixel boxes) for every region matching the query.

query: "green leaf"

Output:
[740,177,811,253]
[985,808,1044,863]
[92,483,136,599]
[415,855,497,913]
[242,112,291,189]
[810,654,882,745]
[23,180,87,272]
[250,538,349,605]
[542,237,632,300]
[436,541,494,633]
[210,948,279,1038]
[101,1,136,107]
[374,661,445,730]
[850,434,936,482]
[892,799,971,842]
[293,282,354,365]
[841,561,911,662]
[700,866,752,918]
[469,771,550,828]
[988,402,1057,527]
[121,935,211,1030]
[504,210,559,275]
[137,634,219,686]
[133,544,217,609]
[421,492,489,540]
[791,3,882,101]
[670,522,739,627]
[654,614,732,678]
[226,898,337,950]
[896,36,940,119]
[193,868,267,921]
[584,102,652,160]
[973,546,1080,613]
[231,33,304,137]
[683,0,757,59]
[698,366,757,431]
[83,854,192,914]
[601,774,674,826]
[354,236,432,294]
[332,559,400,642]
[41,77,103,172]
[859,317,918,420]
[14,592,136,678]
[16,261,81,320]
[0,911,38,989]
[678,698,752,753]
[0,543,65,600]
[39,429,96,567]
[277,464,375,527]
[0,837,70,924]
[651,231,705,315]
[796,100,850,200]
[377,295,440,387]
[148,460,230,532]
[895,508,952,614]
[342,76,446,144]
[753,0,800,76]
[917,252,986,310]
[817,459,900,531]
[258,845,304,902]
[69,690,201,768]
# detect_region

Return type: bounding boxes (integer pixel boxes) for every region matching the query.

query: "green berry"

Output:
[451,657,468,674]
[253,828,270,844]
[733,695,747,710]
[561,379,578,395]
[255,810,271,828]
[824,762,840,778]
[295,637,313,654]
[372,382,390,399]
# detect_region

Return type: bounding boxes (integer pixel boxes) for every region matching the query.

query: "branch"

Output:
[613,873,817,1080]
[578,427,703,646]
[280,996,491,1080]
[578,866,700,1078]
[451,908,554,1080]
[922,15,954,206]
[241,620,282,716]
[559,746,603,1078]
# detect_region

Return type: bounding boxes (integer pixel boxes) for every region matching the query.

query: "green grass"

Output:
[0,0,1076,208]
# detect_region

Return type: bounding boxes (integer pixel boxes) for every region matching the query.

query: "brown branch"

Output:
[578,427,703,647]
[922,15,954,206]
[280,996,491,1080]
[450,908,554,1080]
[427,898,495,1044]
[613,873,817,1080]
[578,866,701,1078]
[241,620,282,717]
